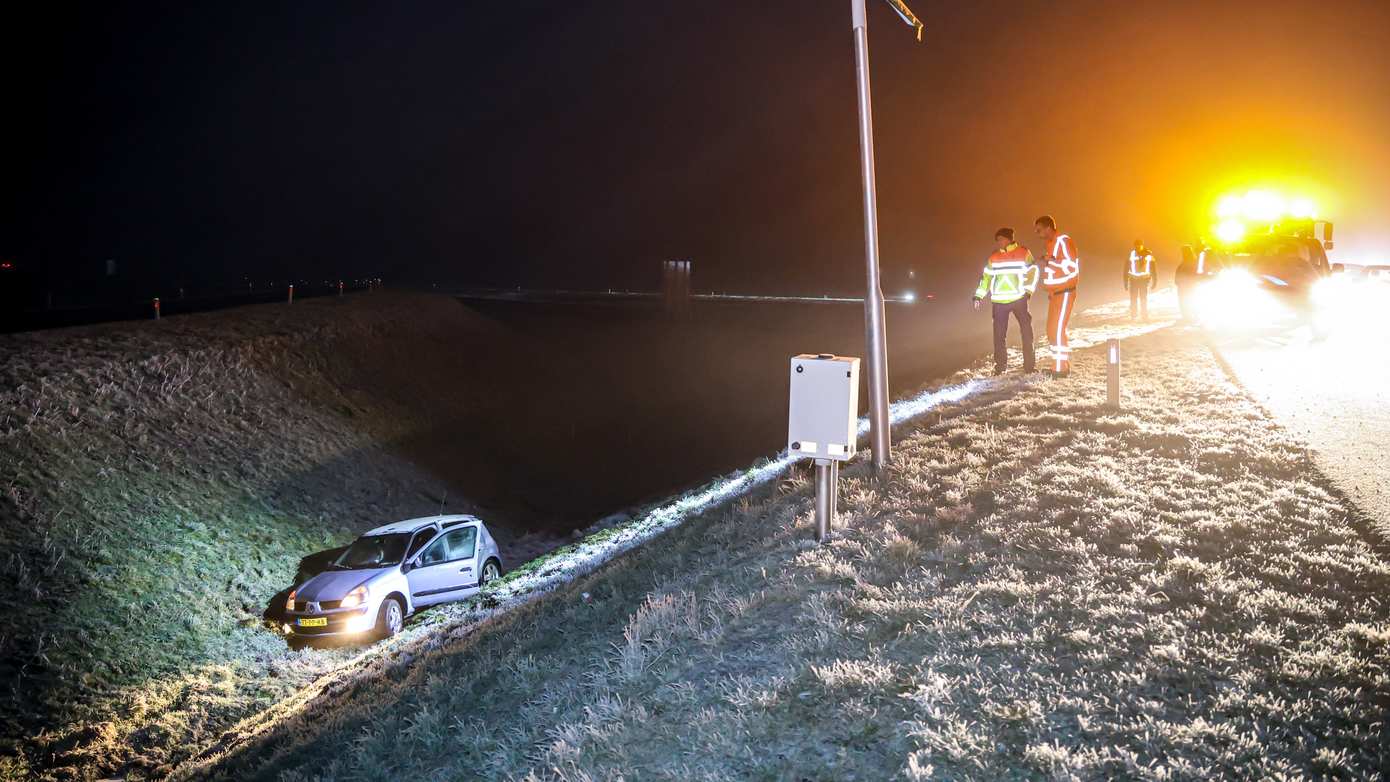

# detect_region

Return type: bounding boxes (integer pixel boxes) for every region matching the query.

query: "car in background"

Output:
[283,514,503,642]
[1193,232,1334,335]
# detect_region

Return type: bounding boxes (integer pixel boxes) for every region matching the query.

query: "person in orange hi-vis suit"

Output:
[1033,215,1080,377]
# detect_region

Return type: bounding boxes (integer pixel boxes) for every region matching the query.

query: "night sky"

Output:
[6,1,1390,295]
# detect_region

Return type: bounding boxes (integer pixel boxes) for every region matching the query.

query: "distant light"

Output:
[901,291,916,303]
[1214,189,1317,223]
[1215,219,1247,244]
[0,262,12,270]
[926,292,936,300]
[1290,198,1317,219]
[1215,195,1243,219]
[1241,190,1285,222]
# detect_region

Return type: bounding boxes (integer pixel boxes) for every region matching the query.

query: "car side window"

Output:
[406,528,437,562]
[447,527,478,561]
[419,535,449,567]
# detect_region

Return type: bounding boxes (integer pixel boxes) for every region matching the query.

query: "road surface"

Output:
[1210,323,1390,542]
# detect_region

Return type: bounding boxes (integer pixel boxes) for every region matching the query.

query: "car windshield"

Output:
[333,533,411,569]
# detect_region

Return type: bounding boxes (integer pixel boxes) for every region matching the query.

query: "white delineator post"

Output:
[1107,338,1121,408]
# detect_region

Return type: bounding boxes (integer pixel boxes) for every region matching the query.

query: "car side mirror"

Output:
[401,560,414,574]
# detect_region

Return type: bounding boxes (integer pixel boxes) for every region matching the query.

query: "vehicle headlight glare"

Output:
[346,613,374,633]
[1215,219,1246,244]
[340,585,368,610]
[1194,268,1281,330]
[1311,273,1390,339]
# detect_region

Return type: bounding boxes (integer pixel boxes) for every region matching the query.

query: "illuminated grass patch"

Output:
[182,314,1390,780]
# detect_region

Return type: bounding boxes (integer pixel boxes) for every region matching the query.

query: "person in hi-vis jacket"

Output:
[973,227,1040,375]
[1034,215,1080,377]
[1124,239,1156,321]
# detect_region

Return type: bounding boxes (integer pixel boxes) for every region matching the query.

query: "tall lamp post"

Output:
[851,0,922,471]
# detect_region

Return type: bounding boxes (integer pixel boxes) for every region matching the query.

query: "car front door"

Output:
[406,526,480,607]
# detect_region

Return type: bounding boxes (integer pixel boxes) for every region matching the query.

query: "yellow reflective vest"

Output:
[974,243,1039,304]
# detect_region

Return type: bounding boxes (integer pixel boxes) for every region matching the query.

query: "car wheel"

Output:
[479,558,502,588]
[375,597,404,639]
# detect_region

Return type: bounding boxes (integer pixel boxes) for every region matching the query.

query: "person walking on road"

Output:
[973,227,1039,375]
[1034,215,1080,377]
[1125,239,1156,321]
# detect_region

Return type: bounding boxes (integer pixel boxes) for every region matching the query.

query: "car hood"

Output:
[296,567,392,602]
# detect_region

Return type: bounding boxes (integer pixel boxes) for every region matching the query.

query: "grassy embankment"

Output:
[0,293,537,779]
[186,326,1390,780]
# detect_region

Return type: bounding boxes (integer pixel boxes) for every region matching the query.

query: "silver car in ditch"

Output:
[284,514,503,641]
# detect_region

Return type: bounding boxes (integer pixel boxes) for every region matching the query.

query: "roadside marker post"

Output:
[152,297,160,320]
[338,280,344,297]
[788,354,861,543]
[1107,338,1121,409]
[288,284,294,305]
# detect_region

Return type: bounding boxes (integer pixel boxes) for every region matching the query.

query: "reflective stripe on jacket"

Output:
[1127,250,1154,277]
[974,243,1039,304]
[1196,248,1215,275]
[1042,233,1080,291]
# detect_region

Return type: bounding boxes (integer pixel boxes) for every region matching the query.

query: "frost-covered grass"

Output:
[184,322,1390,780]
[0,294,558,781]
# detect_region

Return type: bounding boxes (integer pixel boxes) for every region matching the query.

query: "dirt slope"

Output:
[0,293,559,779]
[185,327,1390,780]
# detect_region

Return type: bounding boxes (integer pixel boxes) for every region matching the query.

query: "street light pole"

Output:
[852,0,891,470]
[848,0,922,472]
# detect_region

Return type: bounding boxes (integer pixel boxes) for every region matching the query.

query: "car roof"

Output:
[363,514,482,536]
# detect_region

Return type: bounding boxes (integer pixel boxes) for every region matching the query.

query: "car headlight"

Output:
[340,585,368,610]
[345,613,375,634]
[286,589,296,613]
[1194,268,1283,330]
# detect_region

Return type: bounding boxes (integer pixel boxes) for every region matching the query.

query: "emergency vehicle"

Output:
[1191,192,1337,334]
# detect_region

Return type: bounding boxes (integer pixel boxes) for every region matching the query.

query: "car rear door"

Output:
[406,526,480,607]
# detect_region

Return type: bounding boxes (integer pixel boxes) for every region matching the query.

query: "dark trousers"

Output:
[992,298,1034,373]
[1128,281,1150,320]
